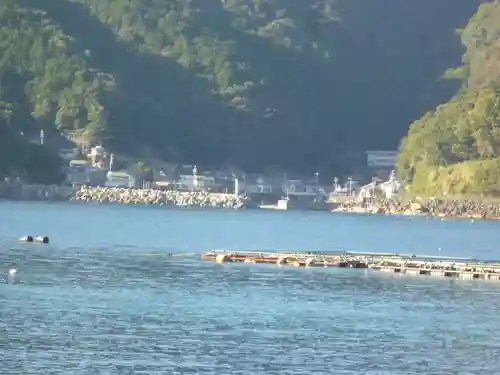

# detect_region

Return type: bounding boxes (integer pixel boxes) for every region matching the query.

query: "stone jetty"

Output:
[0,181,250,209]
[335,197,500,220]
[71,186,250,209]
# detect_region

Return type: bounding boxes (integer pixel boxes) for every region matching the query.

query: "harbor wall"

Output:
[0,182,73,200]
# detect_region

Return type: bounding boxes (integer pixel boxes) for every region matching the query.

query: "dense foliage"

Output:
[398,1,500,197]
[0,0,482,181]
[0,0,113,181]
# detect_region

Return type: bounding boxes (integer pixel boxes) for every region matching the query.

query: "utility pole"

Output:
[371,177,377,198]
[192,165,198,192]
[109,153,114,171]
[390,169,396,181]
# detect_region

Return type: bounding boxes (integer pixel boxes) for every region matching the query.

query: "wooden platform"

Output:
[201,250,500,280]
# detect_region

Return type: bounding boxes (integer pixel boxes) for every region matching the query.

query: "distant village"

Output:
[60,141,403,209]
[3,132,498,219]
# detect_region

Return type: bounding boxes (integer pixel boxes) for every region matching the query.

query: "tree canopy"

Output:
[398,2,500,197]
[0,0,485,182]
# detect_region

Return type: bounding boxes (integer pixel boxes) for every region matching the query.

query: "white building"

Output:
[357,182,378,201]
[89,145,107,168]
[379,179,402,199]
[241,177,275,194]
[105,171,136,188]
[357,179,402,201]
[282,179,327,197]
[58,148,79,161]
[178,174,216,190]
[366,150,398,168]
[66,159,91,185]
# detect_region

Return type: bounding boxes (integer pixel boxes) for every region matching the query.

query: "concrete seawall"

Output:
[0,182,74,201]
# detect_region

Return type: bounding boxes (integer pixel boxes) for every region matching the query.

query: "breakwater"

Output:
[0,182,250,208]
[72,186,250,208]
[335,197,500,220]
[203,250,500,280]
[2,181,500,218]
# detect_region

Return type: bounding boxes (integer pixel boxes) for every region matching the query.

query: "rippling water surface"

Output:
[1,201,500,374]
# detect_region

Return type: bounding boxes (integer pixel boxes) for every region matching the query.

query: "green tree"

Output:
[398,2,500,196]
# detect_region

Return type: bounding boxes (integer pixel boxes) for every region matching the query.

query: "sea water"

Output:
[0,201,499,374]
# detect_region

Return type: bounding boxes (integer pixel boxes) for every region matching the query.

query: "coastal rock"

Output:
[410,202,426,213]
[337,196,500,220]
[71,186,250,209]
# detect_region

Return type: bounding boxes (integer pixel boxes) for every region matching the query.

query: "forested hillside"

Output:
[0,0,482,181]
[398,1,500,197]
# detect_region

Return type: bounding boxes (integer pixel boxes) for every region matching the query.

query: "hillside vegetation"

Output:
[0,0,481,181]
[0,0,109,181]
[398,1,500,197]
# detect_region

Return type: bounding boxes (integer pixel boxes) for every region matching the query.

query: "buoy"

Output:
[215,254,229,263]
[7,268,17,284]
[19,236,33,242]
[34,236,49,244]
[276,257,287,265]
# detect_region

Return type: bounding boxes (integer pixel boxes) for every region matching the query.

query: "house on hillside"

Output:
[175,165,217,191]
[89,145,108,169]
[66,159,107,186]
[177,174,216,191]
[105,171,137,188]
[378,179,402,199]
[58,148,79,161]
[66,159,91,185]
[242,176,276,195]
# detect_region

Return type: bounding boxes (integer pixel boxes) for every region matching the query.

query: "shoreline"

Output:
[332,199,500,221]
[332,208,500,221]
[0,182,499,220]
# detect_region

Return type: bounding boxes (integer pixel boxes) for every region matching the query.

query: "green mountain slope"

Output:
[1,0,482,181]
[0,0,112,181]
[398,1,500,197]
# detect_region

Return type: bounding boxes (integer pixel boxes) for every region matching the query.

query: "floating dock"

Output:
[201,250,369,268]
[201,250,500,280]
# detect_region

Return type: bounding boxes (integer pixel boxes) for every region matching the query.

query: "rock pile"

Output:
[336,197,500,220]
[71,186,250,209]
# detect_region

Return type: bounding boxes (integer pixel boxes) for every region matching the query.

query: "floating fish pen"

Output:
[371,255,500,280]
[202,250,370,268]
[201,250,500,280]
